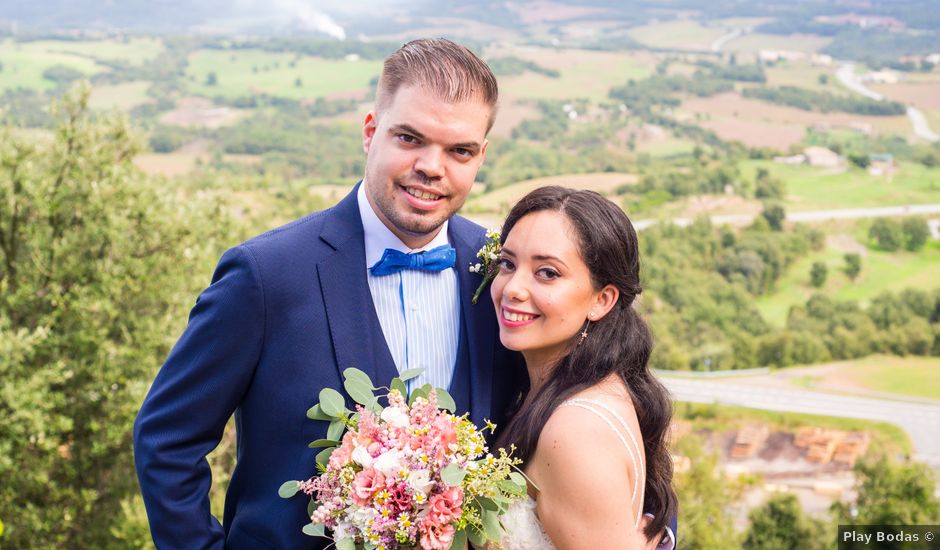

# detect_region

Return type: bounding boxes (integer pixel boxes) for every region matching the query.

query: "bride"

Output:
[489,186,677,550]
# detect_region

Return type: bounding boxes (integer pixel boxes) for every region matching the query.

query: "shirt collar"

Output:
[357,182,450,268]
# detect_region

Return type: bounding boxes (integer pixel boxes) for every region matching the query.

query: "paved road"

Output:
[662,375,940,469]
[836,62,939,142]
[711,27,749,52]
[634,203,940,230]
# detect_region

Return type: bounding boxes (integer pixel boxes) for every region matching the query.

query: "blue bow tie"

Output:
[369,244,457,276]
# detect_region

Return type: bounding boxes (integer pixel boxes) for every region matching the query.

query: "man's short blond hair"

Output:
[376,38,499,133]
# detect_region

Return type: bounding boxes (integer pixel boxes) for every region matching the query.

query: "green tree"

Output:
[832,455,940,524]
[0,84,230,547]
[206,71,218,86]
[868,218,903,251]
[901,217,929,251]
[844,253,862,280]
[672,434,741,550]
[742,493,830,550]
[810,262,828,287]
[761,203,786,232]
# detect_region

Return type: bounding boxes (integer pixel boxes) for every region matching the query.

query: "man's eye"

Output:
[398,134,418,144]
[453,148,472,157]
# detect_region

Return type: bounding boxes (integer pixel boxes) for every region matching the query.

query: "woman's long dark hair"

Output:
[494,186,676,539]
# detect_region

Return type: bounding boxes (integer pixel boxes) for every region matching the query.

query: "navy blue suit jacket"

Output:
[133,184,525,549]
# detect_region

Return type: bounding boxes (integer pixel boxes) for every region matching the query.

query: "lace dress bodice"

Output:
[498,398,675,550]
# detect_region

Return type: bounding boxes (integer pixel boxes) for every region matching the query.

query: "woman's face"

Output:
[490,210,614,368]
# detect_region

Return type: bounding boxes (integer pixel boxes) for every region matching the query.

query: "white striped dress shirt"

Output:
[357,184,460,392]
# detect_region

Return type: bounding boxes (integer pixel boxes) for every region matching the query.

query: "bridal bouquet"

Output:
[280,368,527,550]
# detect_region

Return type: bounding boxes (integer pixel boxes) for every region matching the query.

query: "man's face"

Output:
[362,84,491,248]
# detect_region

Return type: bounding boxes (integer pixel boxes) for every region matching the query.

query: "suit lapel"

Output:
[317,184,400,388]
[450,220,496,427]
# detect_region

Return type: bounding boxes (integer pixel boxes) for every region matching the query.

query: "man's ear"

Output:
[362,111,377,154]
[480,138,489,161]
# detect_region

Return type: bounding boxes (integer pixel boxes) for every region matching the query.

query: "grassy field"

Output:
[19,38,165,65]
[674,401,912,455]
[184,49,381,100]
[89,81,153,110]
[786,356,940,401]
[740,160,940,211]
[755,233,940,326]
[487,46,653,102]
[723,33,832,55]
[764,60,848,95]
[626,20,725,51]
[0,39,104,91]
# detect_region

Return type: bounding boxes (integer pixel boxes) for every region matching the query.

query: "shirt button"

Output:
[411,304,418,311]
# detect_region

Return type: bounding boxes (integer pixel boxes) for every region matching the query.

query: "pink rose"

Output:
[328,432,356,469]
[426,486,463,525]
[351,468,385,506]
[420,522,455,550]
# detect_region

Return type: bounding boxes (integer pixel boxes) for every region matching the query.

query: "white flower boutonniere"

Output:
[470,228,501,304]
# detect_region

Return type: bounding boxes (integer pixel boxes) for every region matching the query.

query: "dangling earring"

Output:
[579,312,595,346]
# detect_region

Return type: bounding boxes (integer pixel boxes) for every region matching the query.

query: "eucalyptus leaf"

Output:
[448,528,468,550]
[509,472,527,487]
[344,378,376,407]
[319,388,346,417]
[481,509,503,540]
[390,377,407,396]
[307,499,318,516]
[364,541,377,550]
[435,388,456,412]
[277,480,300,499]
[315,446,335,468]
[398,367,425,382]
[342,367,374,389]
[326,419,345,442]
[467,525,486,547]
[408,386,428,406]
[440,463,467,486]
[498,479,526,496]
[336,537,356,550]
[306,403,333,421]
[302,522,325,537]
[477,496,498,511]
[307,438,339,449]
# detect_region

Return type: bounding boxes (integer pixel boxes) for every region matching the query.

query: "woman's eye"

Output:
[537,268,560,280]
[497,258,514,271]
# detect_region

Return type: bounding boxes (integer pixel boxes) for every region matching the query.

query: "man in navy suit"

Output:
[133,38,524,549]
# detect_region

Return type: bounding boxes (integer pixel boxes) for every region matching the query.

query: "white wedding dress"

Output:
[498,398,675,550]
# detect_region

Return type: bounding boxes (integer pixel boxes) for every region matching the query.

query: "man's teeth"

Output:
[504,311,536,322]
[406,187,441,201]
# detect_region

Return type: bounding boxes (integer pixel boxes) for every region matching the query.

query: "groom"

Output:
[133,38,525,549]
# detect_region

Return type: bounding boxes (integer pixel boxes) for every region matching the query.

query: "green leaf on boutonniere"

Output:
[302,522,325,537]
[390,377,407,396]
[315,447,334,469]
[318,388,346,417]
[306,403,333,421]
[307,439,339,449]
[398,367,424,382]
[336,537,356,550]
[436,388,457,413]
[326,418,345,442]
[344,378,376,407]
[278,480,300,498]
[342,367,374,389]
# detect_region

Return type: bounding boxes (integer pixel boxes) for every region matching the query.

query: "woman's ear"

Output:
[589,284,619,321]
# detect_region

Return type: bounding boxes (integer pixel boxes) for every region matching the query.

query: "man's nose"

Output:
[414,148,444,180]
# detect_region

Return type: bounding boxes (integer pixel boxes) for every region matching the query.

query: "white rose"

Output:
[351,445,373,468]
[380,406,411,429]
[407,469,435,497]
[373,449,403,478]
